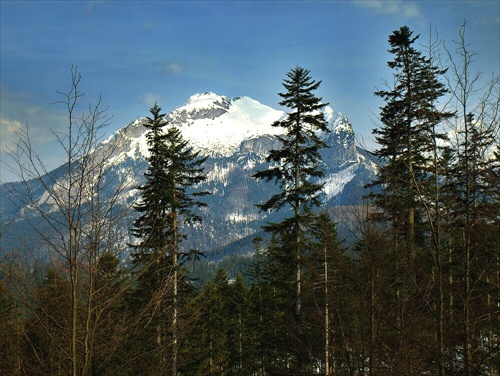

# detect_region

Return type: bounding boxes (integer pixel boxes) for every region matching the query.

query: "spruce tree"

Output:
[226,273,251,373]
[370,26,452,255]
[130,103,208,376]
[444,113,499,374]
[368,26,454,372]
[23,266,71,375]
[253,66,329,371]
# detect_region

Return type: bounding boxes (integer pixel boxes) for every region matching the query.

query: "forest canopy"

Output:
[1,23,499,376]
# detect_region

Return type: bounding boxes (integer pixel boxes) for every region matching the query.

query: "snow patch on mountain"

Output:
[103,94,353,166]
[226,212,260,223]
[205,163,235,186]
[130,132,149,158]
[322,164,358,201]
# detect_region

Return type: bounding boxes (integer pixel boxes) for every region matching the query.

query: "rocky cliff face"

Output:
[0,92,377,259]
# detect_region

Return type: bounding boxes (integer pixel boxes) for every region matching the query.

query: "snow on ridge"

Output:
[129,132,149,159]
[317,106,353,136]
[176,95,285,157]
[185,92,227,105]
[103,93,353,162]
[179,92,231,114]
[324,106,337,122]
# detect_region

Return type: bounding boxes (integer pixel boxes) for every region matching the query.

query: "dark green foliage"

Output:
[252,65,329,295]
[180,269,253,375]
[130,104,172,297]
[364,25,457,374]
[128,103,208,375]
[130,101,208,290]
[369,26,453,245]
[131,103,208,275]
[89,251,130,376]
[360,25,500,375]
[22,266,72,375]
[251,66,333,374]
[253,66,329,232]
[189,254,254,287]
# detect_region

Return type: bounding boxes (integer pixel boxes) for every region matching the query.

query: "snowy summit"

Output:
[168,92,285,157]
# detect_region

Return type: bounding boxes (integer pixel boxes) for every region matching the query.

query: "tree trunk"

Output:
[171,209,178,376]
[324,240,330,376]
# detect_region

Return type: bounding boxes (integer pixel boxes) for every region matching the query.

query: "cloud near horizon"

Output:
[0,85,75,157]
[0,84,113,182]
[0,117,24,151]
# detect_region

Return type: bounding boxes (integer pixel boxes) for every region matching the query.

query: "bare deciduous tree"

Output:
[3,66,134,376]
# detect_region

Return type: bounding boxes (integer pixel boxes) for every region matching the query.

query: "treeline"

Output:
[1,24,499,375]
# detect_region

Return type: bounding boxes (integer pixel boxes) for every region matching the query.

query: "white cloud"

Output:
[165,63,184,74]
[352,0,422,20]
[0,85,83,182]
[140,92,158,107]
[0,117,25,159]
[162,62,184,76]
[0,86,67,149]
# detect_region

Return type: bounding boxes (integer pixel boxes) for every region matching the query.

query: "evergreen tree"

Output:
[253,66,329,315]
[226,273,251,374]
[181,268,230,375]
[89,251,130,375]
[247,237,270,375]
[352,225,394,374]
[444,113,499,374]
[368,26,454,373]
[253,66,330,373]
[130,103,208,376]
[22,266,71,375]
[370,26,452,254]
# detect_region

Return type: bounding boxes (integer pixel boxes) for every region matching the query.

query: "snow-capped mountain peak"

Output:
[0,92,376,259]
[323,106,353,134]
[105,94,357,164]
[184,92,229,109]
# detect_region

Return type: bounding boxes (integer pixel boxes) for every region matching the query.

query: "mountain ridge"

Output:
[0,92,377,258]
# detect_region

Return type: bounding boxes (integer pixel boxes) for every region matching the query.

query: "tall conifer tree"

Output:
[370,26,452,254]
[254,66,329,315]
[368,26,453,372]
[130,103,208,376]
[253,66,329,371]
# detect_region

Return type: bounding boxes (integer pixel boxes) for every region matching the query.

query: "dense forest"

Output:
[1,24,499,375]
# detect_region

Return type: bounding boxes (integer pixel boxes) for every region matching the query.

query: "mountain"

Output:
[0,92,377,259]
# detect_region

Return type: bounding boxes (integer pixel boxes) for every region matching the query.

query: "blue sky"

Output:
[1,0,499,182]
